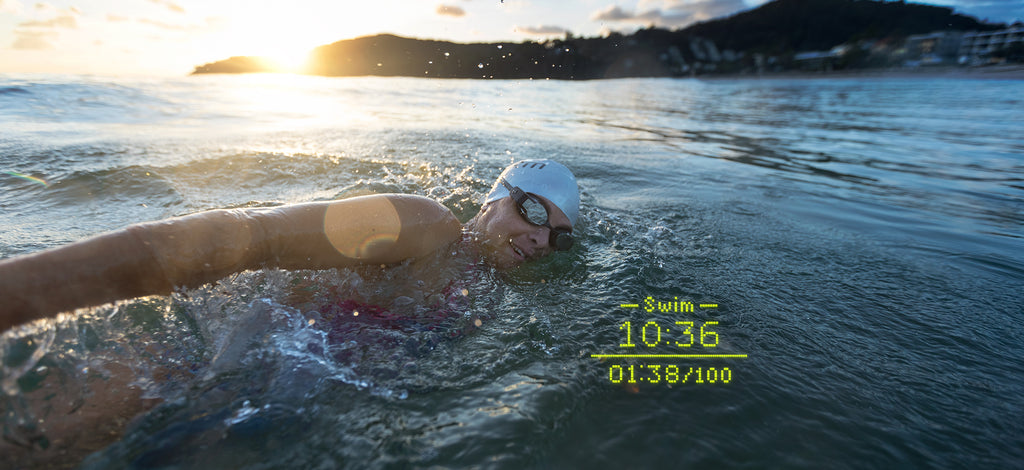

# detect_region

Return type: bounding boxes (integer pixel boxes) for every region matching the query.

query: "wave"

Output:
[0,87,29,95]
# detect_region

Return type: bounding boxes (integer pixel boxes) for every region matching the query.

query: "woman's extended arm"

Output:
[0,194,462,331]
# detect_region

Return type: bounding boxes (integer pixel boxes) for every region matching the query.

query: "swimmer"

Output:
[0,159,579,467]
[0,159,580,332]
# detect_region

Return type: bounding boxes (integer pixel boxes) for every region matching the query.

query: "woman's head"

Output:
[467,160,580,269]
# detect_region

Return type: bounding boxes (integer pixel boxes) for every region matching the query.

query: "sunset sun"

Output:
[258,44,315,73]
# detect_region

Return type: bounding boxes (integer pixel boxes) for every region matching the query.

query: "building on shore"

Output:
[903,31,964,66]
[959,24,1024,64]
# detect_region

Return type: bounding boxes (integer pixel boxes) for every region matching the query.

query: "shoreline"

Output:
[699,64,1024,81]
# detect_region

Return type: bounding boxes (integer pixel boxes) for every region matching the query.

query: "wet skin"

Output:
[0,193,575,468]
[464,194,572,270]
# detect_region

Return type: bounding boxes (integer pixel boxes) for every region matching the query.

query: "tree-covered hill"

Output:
[683,0,1001,55]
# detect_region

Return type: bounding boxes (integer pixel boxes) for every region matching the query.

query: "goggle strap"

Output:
[500,178,528,205]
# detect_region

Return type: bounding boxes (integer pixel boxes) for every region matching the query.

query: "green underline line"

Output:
[591,354,748,359]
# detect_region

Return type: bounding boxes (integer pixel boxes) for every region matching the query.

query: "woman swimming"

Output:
[0,159,580,467]
[0,159,580,332]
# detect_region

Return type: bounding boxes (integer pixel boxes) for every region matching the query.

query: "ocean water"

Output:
[1,73,1022,468]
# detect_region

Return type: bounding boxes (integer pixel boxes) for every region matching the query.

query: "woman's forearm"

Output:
[0,209,267,330]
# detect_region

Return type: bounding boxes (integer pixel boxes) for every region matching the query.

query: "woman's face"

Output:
[469,195,572,270]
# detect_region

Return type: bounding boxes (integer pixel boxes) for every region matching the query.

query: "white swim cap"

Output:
[484,159,580,227]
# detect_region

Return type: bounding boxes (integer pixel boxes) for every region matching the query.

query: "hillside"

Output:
[191,0,1005,78]
[683,0,999,54]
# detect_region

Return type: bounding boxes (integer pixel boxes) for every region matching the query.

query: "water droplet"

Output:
[478,63,484,69]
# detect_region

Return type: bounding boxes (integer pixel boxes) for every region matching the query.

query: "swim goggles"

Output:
[500,177,574,251]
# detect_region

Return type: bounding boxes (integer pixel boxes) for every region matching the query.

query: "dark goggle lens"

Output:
[551,229,574,251]
[502,177,574,251]
[519,197,550,226]
[521,195,574,251]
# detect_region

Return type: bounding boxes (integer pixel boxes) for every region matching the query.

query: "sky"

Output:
[0,0,1021,76]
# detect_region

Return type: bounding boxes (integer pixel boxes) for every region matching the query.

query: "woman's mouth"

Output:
[509,238,526,261]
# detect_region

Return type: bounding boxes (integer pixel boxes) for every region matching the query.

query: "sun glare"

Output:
[183,1,407,75]
[261,45,314,73]
[219,8,338,74]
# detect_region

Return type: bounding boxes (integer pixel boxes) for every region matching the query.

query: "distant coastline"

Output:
[192,0,1018,80]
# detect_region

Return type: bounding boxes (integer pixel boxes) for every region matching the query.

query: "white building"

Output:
[959,24,1024,60]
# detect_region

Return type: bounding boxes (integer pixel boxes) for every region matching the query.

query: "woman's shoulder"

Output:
[319,194,461,263]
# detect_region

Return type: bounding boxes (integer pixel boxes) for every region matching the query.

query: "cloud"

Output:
[16,5,79,29]
[516,25,569,36]
[591,5,632,21]
[437,4,465,17]
[9,4,80,50]
[12,30,57,49]
[591,5,665,23]
[663,0,748,21]
[592,0,752,28]
[19,14,77,28]
[31,1,80,16]
[148,0,185,14]
[591,4,693,27]
[107,14,129,22]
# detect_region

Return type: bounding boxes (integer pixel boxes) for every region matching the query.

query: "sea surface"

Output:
[1,73,1022,468]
